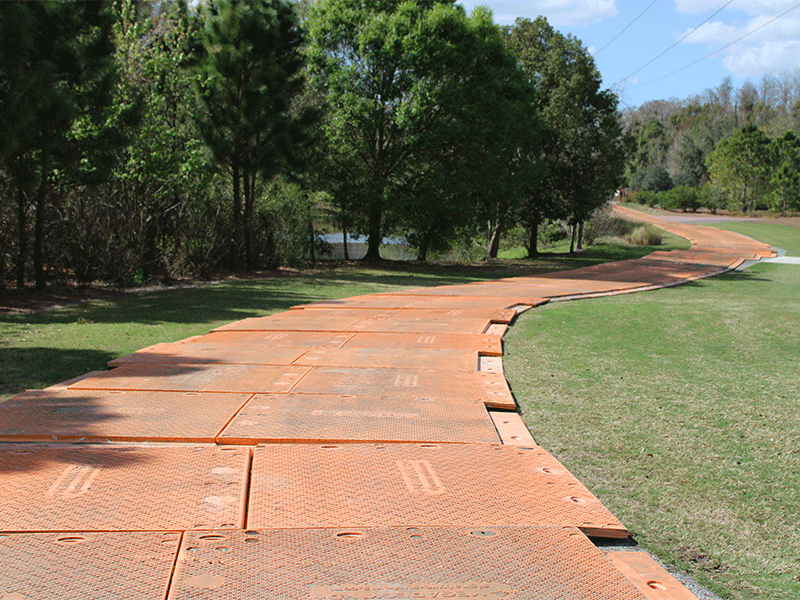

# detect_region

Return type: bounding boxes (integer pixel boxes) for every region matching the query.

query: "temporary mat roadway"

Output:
[0,211,776,599]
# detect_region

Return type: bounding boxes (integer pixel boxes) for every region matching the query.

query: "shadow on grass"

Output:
[0,347,116,399]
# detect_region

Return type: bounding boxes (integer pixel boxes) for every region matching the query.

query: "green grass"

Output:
[503,222,800,599]
[0,242,685,402]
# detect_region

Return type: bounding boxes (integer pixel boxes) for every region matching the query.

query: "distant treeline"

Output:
[622,74,800,215]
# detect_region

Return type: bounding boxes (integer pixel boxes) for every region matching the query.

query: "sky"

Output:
[456,0,800,109]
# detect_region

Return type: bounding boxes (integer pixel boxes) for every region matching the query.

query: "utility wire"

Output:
[593,0,658,57]
[630,2,800,90]
[616,0,733,85]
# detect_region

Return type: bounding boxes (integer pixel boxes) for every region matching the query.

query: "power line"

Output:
[615,0,733,86]
[630,2,800,91]
[593,0,658,57]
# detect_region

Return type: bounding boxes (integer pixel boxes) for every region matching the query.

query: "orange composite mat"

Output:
[0,444,248,531]
[68,363,310,394]
[294,346,479,371]
[247,443,628,538]
[217,394,500,444]
[196,330,355,347]
[342,331,503,356]
[0,531,180,600]
[0,389,252,443]
[605,551,701,600]
[293,366,516,409]
[108,340,312,366]
[168,527,648,600]
[293,294,548,310]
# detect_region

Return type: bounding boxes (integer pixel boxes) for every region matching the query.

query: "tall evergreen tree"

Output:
[194,0,306,270]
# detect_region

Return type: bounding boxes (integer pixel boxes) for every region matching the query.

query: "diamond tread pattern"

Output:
[218,394,500,444]
[168,527,647,600]
[0,389,252,443]
[342,331,503,356]
[247,444,629,538]
[0,444,248,531]
[0,531,180,600]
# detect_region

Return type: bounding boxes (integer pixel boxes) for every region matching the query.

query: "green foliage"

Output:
[706,125,774,213]
[766,131,800,215]
[660,185,701,212]
[194,0,307,270]
[504,17,626,256]
[630,164,673,192]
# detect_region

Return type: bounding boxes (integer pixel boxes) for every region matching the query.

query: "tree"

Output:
[0,0,117,289]
[306,0,537,260]
[706,126,773,212]
[767,131,800,215]
[194,0,306,270]
[503,17,625,256]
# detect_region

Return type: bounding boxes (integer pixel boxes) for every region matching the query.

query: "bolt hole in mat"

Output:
[167,527,648,600]
[0,444,249,531]
[0,531,180,600]
[247,444,628,538]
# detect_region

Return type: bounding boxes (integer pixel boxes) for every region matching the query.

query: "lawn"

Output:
[0,231,689,402]
[503,221,800,599]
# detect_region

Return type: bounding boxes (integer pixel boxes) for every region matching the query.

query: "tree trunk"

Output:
[417,225,435,262]
[243,165,253,270]
[15,171,27,289]
[364,199,382,260]
[33,150,49,291]
[577,220,584,250]
[527,218,540,258]
[231,159,242,270]
[740,181,747,213]
[569,222,577,254]
[487,215,505,259]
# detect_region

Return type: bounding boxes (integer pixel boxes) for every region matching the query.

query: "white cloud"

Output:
[458,1,618,27]
[676,0,793,17]
[723,39,800,77]
[676,5,800,78]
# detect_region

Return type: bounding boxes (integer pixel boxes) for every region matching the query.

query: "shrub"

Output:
[627,224,662,246]
[631,164,673,192]
[660,186,701,212]
[538,222,569,246]
[586,208,634,243]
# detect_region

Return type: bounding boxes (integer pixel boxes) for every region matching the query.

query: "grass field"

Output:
[504,221,800,599]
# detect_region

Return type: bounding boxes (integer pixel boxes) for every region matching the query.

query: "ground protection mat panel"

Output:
[295,346,479,371]
[108,341,311,367]
[0,444,248,531]
[247,444,629,538]
[193,330,355,348]
[292,367,516,409]
[344,308,517,334]
[212,310,393,332]
[0,531,180,600]
[0,389,253,443]
[293,295,547,310]
[217,394,500,444]
[342,332,503,356]
[68,363,310,394]
[604,551,701,600]
[489,411,537,446]
[168,527,647,600]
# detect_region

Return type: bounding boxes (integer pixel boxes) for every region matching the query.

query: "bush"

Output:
[538,221,569,246]
[586,208,634,243]
[631,164,673,192]
[660,186,701,212]
[627,224,662,246]
[632,190,659,207]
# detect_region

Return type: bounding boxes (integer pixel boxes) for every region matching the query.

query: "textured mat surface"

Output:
[247,443,628,537]
[0,444,248,531]
[218,394,500,444]
[168,527,647,600]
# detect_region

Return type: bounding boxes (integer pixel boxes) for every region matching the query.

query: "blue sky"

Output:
[457,0,800,109]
